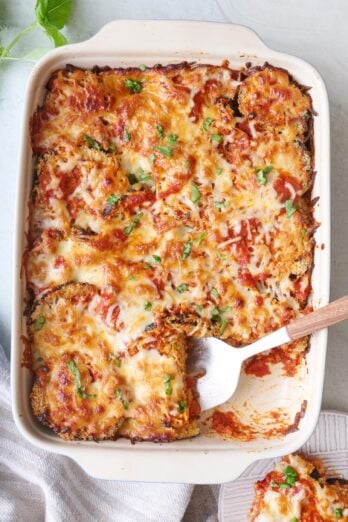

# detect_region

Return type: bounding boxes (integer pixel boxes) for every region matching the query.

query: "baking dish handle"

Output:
[80,20,269,54]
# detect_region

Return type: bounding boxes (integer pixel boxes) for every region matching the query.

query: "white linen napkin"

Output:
[0,345,193,522]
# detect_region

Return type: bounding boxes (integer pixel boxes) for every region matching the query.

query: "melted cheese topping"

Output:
[250,454,348,521]
[26,62,314,441]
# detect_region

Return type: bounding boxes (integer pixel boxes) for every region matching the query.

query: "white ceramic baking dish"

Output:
[11,21,330,484]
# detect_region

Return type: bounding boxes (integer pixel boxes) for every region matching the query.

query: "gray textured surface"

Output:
[0,1,347,518]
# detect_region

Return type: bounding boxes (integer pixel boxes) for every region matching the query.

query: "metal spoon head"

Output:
[187,337,243,412]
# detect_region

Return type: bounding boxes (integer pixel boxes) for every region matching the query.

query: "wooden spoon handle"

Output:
[287,295,348,340]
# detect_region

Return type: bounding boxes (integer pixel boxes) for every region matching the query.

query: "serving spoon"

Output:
[190,295,348,411]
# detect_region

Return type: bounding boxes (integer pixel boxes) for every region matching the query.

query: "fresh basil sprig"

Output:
[0,0,72,65]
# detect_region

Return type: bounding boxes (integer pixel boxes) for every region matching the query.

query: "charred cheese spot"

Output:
[26,61,314,441]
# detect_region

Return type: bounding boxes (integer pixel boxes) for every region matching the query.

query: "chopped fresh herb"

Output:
[108,142,116,153]
[285,199,297,218]
[107,194,123,206]
[34,315,46,331]
[263,165,274,174]
[152,255,161,264]
[153,145,173,158]
[210,288,219,300]
[284,466,297,480]
[127,173,138,185]
[211,307,221,323]
[182,242,192,261]
[84,134,102,150]
[68,360,96,399]
[149,153,155,165]
[125,78,143,93]
[164,373,173,396]
[115,388,122,399]
[123,400,129,410]
[167,134,178,146]
[171,342,178,350]
[68,360,81,388]
[203,117,214,131]
[144,300,152,311]
[213,200,228,209]
[215,167,223,176]
[279,483,291,489]
[138,168,152,182]
[191,181,201,204]
[177,284,188,293]
[217,251,228,261]
[156,124,164,138]
[289,518,299,522]
[124,128,131,142]
[211,133,224,144]
[108,353,121,367]
[139,64,147,71]
[219,319,228,335]
[270,481,280,488]
[335,508,343,519]
[256,165,273,185]
[195,232,207,245]
[256,169,267,185]
[124,212,143,236]
[220,305,232,314]
[178,400,187,413]
[184,160,191,168]
[196,305,203,314]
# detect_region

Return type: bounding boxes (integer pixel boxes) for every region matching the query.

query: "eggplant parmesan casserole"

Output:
[24,61,315,442]
[250,454,348,521]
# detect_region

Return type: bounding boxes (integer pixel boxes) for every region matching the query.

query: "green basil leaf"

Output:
[107,194,123,206]
[191,182,201,204]
[125,78,143,93]
[215,167,223,176]
[139,64,147,71]
[153,146,173,158]
[35,0,72,30]
[285,199,297,218]
[115,388,122,399]
[68,360,81,389]
[219,319,228,335]
[41,23,68,47]
[213,200,228,209]
[210,288,219,300]
[124,129,131,142]
[152,255,161,264]
[176,284,188,293]
[203,117,214,131]
[127,173,138,185]
[182,242,192,260]
[34,315,46,331]
[84,134,102,150]
[156,124,164,138]
[178,400,187,413]
[167,134,178,146]
[124,212,143,236]
[144,300,152,311]
[195,232,207,245]
[211,133,223,144]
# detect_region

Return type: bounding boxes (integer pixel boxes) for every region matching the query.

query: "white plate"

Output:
[219,410,348,520]
[12,20,330,483]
